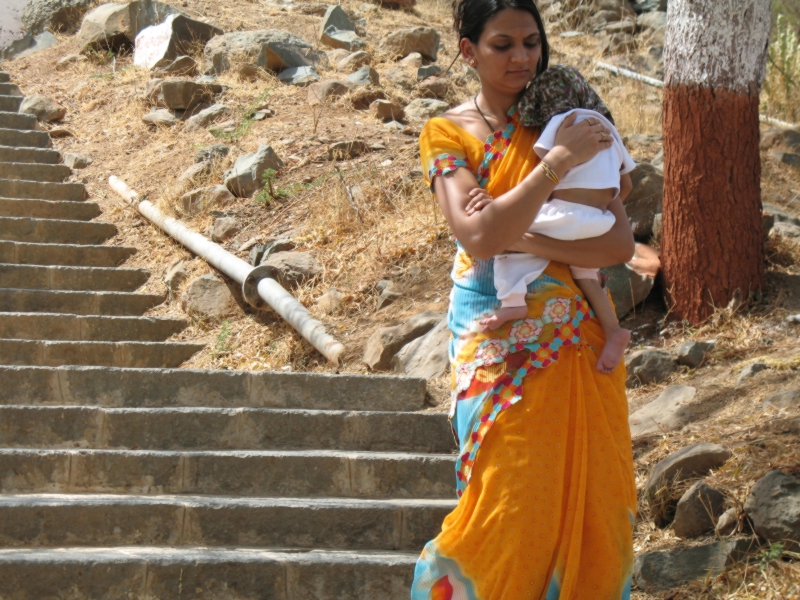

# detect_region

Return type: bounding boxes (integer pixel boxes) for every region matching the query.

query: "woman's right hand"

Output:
[548,113,613,170]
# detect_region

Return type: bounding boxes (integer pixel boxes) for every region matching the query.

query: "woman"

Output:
[411,0,637,598]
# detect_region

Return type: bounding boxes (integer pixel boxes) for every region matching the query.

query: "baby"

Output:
[471,65,633,373]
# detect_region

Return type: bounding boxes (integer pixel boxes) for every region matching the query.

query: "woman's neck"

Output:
[477,87,520,121]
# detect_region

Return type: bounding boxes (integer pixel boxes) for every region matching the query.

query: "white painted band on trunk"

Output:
[664,0,771,92]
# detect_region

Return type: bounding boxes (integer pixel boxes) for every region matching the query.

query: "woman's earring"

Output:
[468,59,477,68]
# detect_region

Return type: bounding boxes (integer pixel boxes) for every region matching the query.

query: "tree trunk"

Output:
[661,0,771,324]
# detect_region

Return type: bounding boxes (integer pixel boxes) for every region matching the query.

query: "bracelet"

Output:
[540,161,559,184]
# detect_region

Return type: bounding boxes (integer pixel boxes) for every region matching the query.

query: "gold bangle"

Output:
[540,161,559,184]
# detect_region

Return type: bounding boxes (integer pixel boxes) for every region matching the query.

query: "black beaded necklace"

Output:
[473,94,497,133]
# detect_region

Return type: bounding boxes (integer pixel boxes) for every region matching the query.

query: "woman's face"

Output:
[462,8,542,96]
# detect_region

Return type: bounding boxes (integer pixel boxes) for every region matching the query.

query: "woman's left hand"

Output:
[465,188,494,215]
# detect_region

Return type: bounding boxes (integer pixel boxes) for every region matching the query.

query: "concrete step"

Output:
[0,313,187,342]
[0,406,455,453]
[0,241,136,266]
[0,96,23,112]
[0,546,418,600]
[0,264,150,291]
[0,128,52,149]
[0,112,38,131]
[0,83,22,97]
[0,448,455,498]
[0,494,455,551]
[0,366,428,411]
[0,145,61,164]
[0,340,204,368]
[0,217,117,244]
[0,162,71,182]
[0,198,100,220]
[0,73,9,83]
[0,289,165,316]
[0,178,86,201]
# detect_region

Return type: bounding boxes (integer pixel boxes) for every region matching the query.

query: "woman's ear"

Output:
[460,37,476,67]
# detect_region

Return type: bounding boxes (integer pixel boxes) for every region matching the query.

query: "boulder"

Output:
[328,140,369,160]
[203,29,315,75]
[223,145,285,198]
[346,65,380,86]
[376,281,403,310]
[350,89,388,110]
[262,251,323,288]
[180,185,234,215]
[23,0,95,34]
[307,80,351,105]
[19,94,66,122]
[78,1,183,51]
[604,243,659,318]
[675,340,715,368]
[258,39,327,74]
[404,97,449,120]
[315,288,344,314]
[321,29,363,51]
[417,65,442,80]
[744,470,800,550]
[736,362,768,385]
[625,348,676,388]
[399,52,423,67]
[181,273,236,319]
[183,103,230,132]
[194,144,229,163]
[336,50,371,72]
[628,385,698,439]
[392,318,450,379]
[363,311,444,370]
[624,162,663,239]
[152,54,197,76]
[379,27,441,61]
[672,481,726,538]
[371,99,404,122]
[142,108,177,126]
[715,507,739,536]
[319,5,355,37]
[418,77,449,99]
[133,14,222,70]
[211,216,240,242]
[762,389,800,409]
[62,152,92,169]
[160,80,220,111]
[278,66,320,86]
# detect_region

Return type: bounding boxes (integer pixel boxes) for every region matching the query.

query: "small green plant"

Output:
[254,169,280,205]
[759,542,785,572]
[211,87,273,143]
[213,319,233,356]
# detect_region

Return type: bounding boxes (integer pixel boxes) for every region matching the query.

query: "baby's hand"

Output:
[466,188,494,215]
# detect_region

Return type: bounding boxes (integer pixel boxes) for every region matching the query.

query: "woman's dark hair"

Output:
[453,0,549,73]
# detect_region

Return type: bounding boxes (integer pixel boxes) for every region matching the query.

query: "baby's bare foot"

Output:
[596,328,632,373]
[479,306,528,332]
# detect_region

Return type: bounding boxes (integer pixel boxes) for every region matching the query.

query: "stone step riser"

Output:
[0,496,454,551]
[0,366,428,411]
[0,217,117,245]
[0,264,150,292]
[0,198,100,220]
[0,74,9,84]
[0,145,61,164]
[0,112,38,131]
[0,241,136,267]
[0,96,23,112]
[0,84,22,97]
[0,290,165,316]
[0,449,455,499]
[0,162,71,182]
[0,548,417,600]
[0,314,187,342]
[0,406,455,453]
[0,340,204,368]
[0,179,86,201]
[0,128,51,149]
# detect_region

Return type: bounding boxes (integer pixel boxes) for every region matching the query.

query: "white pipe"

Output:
[759,114,799,130]
[108,176,345,365]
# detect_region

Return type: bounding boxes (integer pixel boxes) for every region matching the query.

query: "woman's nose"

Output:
[510,45,528,64]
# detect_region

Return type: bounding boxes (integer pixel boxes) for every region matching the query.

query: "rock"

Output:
[180,185,234,215]
[350,89,387,110]
[23,0,95,34]
[634,0,667,13]
[736,362,768,385]
[379,27,440,61]
[763,389,800,409]
[763,203,800,226]
[258,39,327,74]
[319,5,363,50]
[142,108,177,126]
[3,31,58,60]
[346,65,380,85]
[48,128,74,139]
[211,216,240,242]
[163,260,188,295]
[133,14,222,70]
[673,481,726,538]
[363,311,444,370]
[160,80,219,111]
[183,103,230,132]
[315,288,344,314]
[637,10,667,31]
[144,78,164,106]
[263,251,322,288]
[370,99,404,122]
[384,67,416,90]
[181,273,236,319]
[62,152,92,169]
[760,128,800,152]
[177,161,211,188]
[624,162,663,239]
[604,244,659,318]
[629,385,698,439]
[404,98,449,120]
[376,284,403,310]
[418,77,449,99]
[327,48,350,63]
[626,349,677,388]
[392,318,450,379]
[252,238,296,266]
[203,29,315,75]
[152,55,198,76]
[321,29,363,51]
[319,5,356,36]
[633,538,755,593]
[715,507,739,536]
[773,221,800,238]
[328,140,369,160]
[78,1,183,51]
[417,65,442,80]
[336,50,371,72]
[399,52,423,67]
[19,94,66,123]
[194,144,229,163]
[223,145,285,198]
[744,470,800,550]
[771,151,800,169]
[55,53,87,70]
[307,80,352,105]
[278,66,320,86]
[675,340,715,368]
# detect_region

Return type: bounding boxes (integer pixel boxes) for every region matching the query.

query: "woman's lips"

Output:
[507,70,530,76]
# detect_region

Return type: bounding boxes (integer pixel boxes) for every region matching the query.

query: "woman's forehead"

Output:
[483,9,539,36]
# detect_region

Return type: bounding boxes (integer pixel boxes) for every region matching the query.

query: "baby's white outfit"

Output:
[494,109,636,309]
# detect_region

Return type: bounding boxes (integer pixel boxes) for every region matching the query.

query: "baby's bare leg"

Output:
[574,277,631,373]
[480,305,529,332]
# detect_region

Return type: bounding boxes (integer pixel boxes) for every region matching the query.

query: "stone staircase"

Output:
[0,70,457,598]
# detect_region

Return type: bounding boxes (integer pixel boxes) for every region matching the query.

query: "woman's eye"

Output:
[494,45,511,51]
[525,42,540,48]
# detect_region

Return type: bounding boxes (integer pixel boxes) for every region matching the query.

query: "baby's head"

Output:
[519,64,614,129]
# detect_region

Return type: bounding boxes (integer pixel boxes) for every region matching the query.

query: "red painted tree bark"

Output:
[661,1,772,324]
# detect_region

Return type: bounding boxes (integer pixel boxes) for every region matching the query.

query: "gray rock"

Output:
[625,349,676,388]
[763,202,800,227]
[181,273,236,319]
[194,144,229,163]
[133,15,222,70]
[2,31,58,60]
[744,470,800,550]
[211,216,240,242]
[180,185,234,215]
[263,251,322,288]
[203,29,313,75]
[771,151,800,169]
[379,26,440,60]
[177,161,211,187]
[634,0,666,12]
[160,80,219,111]
[371,99,404,122]
[605,262,654,319]
[761,128,800,152]
[163,260,188,295]
[624,162,663,239]
[144,78,164,106]
[63,152,92,169]
[307,80,352,105]
[319,5,356,37]
[328,140,369,160]
[399,52,423,67]
[55,53,87,70]
[223,145,285,198]
[376,283,403,310]
[320,8,363,51]
[763,389,800,409]
[152,55,198,77]
[384,67,415,90]
[349,89,387,110]
[315,288,344,314]
[736,362,768,385]
[673,481,726,538]
[278,66,320,86]
[417,65,441,80]
[346,65,379,86]
[404,98,449,120]
[253,238,296,266]
[258,39,326,73]
[392,318,450,379]
[142,108,177,126]
[23,0,95,34]
[418,77,449,99]
[19,94,66,122]
[363,311,444,371]
[637,10,667,31]
[77,1,183,50]
[715,507,739,536]
[676,340,714,368]
[773,221,800,239]
[336,50,371,72]
[628,385,698,439]
[183,103,230,132]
